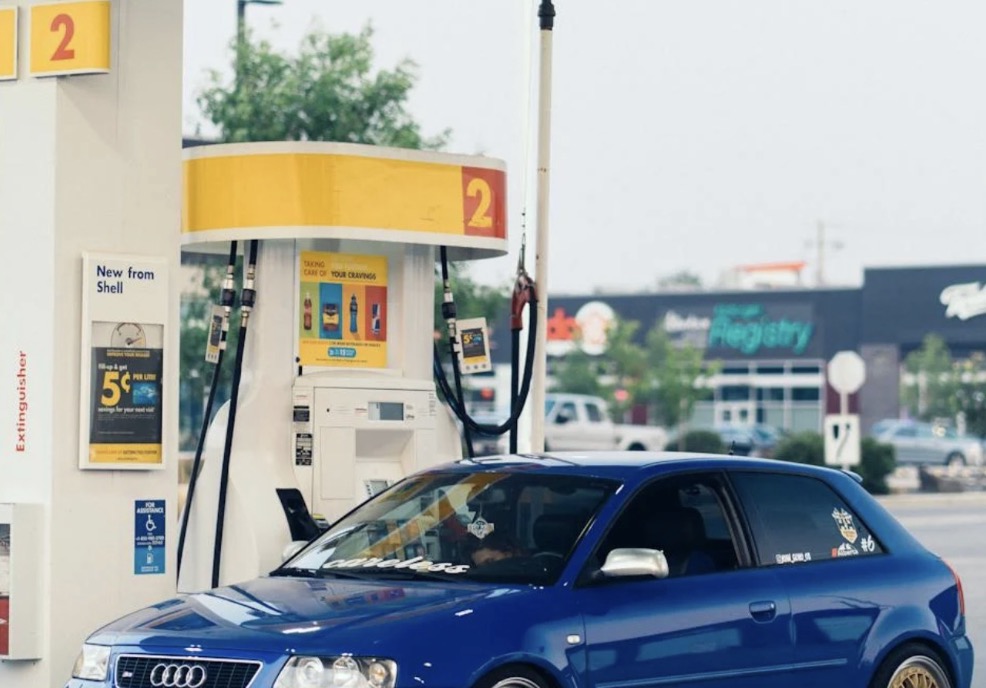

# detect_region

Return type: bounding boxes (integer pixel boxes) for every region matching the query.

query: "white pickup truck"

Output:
[544,393,667,452]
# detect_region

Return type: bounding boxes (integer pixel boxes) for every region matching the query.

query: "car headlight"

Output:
[274,656,398,688]
[71,644,111,681]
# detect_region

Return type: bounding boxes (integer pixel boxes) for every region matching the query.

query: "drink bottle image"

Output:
[371,303,381,336]
[303,293,312,331]
[349,294,359,334]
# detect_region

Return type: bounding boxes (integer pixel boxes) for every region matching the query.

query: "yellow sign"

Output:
[30,1,110,77]
[298,251,389,369]
[0,8,16,81]
[183,149,507,240]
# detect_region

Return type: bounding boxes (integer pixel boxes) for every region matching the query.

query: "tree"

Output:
[902,334,958,422]
[198,24,450,148]
[552,348,604,397]
[657,270,703,291]
[641,323,714,441]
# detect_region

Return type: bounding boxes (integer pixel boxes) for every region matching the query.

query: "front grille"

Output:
[116,655,262,688]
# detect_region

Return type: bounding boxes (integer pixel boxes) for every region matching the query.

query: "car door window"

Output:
[585,402,605,423]
[593,474,741,577]
[893,425,917,438]
[556,402,578,424]
[730,472,884,565]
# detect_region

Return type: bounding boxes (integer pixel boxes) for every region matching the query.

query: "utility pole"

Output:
[816,220,825,286]
[810,220,844,287]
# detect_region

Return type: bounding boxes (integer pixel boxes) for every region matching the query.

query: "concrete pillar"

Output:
[0,1,181,685]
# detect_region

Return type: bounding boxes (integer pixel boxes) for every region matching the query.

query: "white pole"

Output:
[530,0,556,452]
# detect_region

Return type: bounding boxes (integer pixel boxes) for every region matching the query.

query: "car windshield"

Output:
[280,471,618,585]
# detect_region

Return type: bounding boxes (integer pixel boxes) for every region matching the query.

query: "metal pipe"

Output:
[530,0,556,453]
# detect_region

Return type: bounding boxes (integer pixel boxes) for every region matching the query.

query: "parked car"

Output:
[67,453,972,688]
[544,393,667,451]
[871,419,983,467]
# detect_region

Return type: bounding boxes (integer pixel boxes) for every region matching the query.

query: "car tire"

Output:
[869,643,952,688]
[627,443,646,451]
[945,452,966,468]
[474,665,552,688]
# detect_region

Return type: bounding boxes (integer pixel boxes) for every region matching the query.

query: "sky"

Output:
[184,1,986,295]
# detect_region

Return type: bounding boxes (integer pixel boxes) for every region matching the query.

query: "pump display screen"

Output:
[369,401,404,421]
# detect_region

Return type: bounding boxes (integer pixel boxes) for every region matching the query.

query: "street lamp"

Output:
[236,0,282,88]
[237,0,282,47]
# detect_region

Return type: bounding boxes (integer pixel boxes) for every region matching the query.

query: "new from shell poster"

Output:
[299,251,388,368]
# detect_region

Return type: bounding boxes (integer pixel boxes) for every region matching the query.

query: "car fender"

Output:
[467,650,586,688]
[859,604,951,674]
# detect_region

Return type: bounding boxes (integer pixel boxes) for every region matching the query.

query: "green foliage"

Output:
[552,348,604,397]
[773,432,825,466]
[773,432,897,495]
[178,256,241,450]
[600,320,647,421]
[550,315,713,429]
[198,24,450,148]
[858,438,896,495]
[657,270,703,291]
[670,430,725,454]
[902,334,958,422]
[642,325,712,429]
[433,265,508,349]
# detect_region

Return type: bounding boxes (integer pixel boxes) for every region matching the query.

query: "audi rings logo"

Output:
[149,663,208,688]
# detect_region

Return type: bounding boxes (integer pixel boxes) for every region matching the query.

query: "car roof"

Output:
[431,451,850,482]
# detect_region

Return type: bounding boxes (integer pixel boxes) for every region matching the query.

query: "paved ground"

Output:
[880,492,986,687]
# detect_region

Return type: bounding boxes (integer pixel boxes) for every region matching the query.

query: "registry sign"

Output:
[299,251,388,368]
[134,500,165,575]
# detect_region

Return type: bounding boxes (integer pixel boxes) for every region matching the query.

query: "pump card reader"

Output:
[456,317,492,374]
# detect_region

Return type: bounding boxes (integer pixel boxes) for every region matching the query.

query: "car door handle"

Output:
[749,600,777,622]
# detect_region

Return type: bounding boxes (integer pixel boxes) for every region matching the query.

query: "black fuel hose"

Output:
[177,242,238,583]
[433,248,538,442]
[211,239,259,589]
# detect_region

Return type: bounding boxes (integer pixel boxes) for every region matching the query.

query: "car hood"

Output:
[89,575,529,653]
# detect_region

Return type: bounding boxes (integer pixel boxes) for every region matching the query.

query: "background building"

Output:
[489,264,986,434]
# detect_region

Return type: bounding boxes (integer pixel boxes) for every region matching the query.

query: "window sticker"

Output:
[467,517,495,540]
[831,508,858,543]
[322,557,471,574]
[775,552,812,564]
[860,535,876,553]
[832,542,859,557]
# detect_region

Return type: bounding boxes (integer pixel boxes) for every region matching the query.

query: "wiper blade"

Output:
[268,568,320,578]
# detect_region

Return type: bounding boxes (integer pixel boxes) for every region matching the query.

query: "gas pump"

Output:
[177,142,509,592]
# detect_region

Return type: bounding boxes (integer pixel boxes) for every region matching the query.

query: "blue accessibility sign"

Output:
[134,499,166,575]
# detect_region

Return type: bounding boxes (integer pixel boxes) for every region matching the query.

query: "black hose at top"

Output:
[211,239,259,589]
[177,242,238,583]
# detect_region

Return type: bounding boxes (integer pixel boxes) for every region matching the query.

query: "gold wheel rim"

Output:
[889,656,950,688]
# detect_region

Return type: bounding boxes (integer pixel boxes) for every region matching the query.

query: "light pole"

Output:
[236,0,282,89]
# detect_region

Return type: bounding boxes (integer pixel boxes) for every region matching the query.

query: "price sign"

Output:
[30,1,110,77]
[0,8,16,81]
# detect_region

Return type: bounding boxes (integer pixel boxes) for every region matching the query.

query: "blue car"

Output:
[67,454,972,688]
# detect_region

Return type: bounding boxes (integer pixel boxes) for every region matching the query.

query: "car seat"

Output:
[641,507,716,577]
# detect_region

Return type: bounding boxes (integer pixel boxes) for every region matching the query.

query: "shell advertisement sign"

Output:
[298,251,388,368]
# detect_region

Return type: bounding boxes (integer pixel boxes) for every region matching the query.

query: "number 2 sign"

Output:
[30,1,110,77]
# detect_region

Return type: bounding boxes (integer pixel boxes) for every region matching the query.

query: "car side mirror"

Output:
[281,541,308,562]
[555,412,572,425]
[599,548,669,579]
